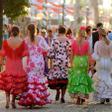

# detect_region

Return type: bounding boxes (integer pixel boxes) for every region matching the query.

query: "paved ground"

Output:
[0,90,112,112]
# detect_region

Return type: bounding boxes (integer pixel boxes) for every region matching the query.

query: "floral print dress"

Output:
[18,37,51,106]
[47,38,71,89]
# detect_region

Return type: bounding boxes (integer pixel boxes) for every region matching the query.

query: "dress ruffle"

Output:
[68,56,94,97]
[0,71,27,95]
[18,75,51,106]
[68,69,94,95]
[48,78,68,89]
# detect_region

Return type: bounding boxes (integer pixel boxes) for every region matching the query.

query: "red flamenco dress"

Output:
[0,40,28,95]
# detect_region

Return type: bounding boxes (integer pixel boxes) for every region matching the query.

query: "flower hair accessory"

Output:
[80,26,86,31]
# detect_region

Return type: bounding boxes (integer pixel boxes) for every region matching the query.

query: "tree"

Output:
[0,0,29,48]
[4,0,29,20]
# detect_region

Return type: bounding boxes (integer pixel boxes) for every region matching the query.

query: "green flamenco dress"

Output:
[68,56,94,98]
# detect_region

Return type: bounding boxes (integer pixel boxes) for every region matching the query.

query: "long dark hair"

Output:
[27,24,35,42]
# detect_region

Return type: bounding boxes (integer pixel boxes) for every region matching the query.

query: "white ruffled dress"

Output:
[92,40,112,101]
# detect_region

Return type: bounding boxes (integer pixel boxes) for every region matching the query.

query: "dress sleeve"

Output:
[92,41,100,60]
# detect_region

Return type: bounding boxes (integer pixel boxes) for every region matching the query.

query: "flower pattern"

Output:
[47,39,71,89]
[19,38,51,106]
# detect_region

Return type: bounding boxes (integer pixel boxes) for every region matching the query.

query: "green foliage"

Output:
[4,0,30,20]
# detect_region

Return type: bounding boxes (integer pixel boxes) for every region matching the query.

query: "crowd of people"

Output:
[0,22,112,109]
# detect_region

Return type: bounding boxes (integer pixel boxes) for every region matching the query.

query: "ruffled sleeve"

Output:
[92,41,100,61]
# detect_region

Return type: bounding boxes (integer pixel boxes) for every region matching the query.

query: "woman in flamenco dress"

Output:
[93,28,112,104]
[18,24,51,108]
[0,26,28,109]
[47,26,71,103]
[68,27,94,107]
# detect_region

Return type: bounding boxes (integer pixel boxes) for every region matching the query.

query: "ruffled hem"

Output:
[18,79,51,106]
[0,71,27,95]
[48,79,68,89]
[68,68,94,95]
[68,84,94,95]
[18,91,51,106]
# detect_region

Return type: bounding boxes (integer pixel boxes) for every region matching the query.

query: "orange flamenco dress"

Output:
[0,40,28,95]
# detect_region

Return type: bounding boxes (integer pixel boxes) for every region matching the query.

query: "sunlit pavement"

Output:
[0,90,112,112]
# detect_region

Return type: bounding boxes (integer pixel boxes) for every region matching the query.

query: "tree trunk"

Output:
[0,0,3,49]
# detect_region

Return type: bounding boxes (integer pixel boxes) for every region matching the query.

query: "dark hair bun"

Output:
[11,26,19,37]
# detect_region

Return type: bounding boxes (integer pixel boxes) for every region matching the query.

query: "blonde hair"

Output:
[99,28,110,45]
[78,29,86,38]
